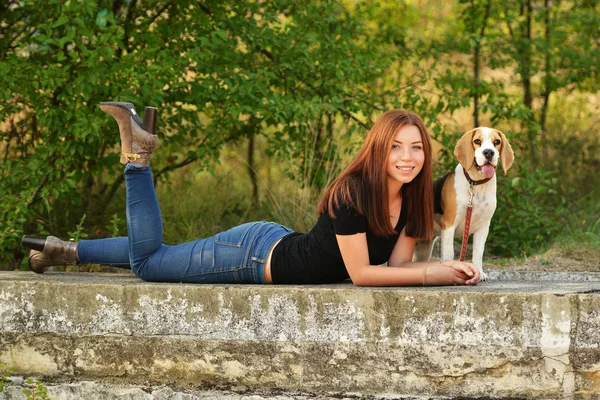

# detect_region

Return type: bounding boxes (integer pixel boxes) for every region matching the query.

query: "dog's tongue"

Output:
[481,164,496,178]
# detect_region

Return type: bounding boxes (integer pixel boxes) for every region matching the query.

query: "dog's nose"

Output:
[483,149,495,159]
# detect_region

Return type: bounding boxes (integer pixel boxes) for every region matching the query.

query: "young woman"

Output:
[22,104,480,286]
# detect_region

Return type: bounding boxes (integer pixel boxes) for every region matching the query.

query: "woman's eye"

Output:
[412,145,422,150]
[392,144,400,149]
[474,139,481,145]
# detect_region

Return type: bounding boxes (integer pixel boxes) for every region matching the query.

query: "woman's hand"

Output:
[425,260,481,285]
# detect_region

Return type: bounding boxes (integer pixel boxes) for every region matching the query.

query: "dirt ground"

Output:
[484,244,600,272]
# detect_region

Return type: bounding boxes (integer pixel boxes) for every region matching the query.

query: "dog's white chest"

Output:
[453,178,497,236]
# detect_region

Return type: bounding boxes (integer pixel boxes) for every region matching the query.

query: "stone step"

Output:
[1,271,599,399]
[0,379,427,400]
[487,269,600,282]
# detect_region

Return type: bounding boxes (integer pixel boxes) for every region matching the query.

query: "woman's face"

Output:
[386,124,425,188]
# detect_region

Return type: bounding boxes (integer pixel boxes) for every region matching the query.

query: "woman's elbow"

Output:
[348,269,371,287]
[351,278,366,287]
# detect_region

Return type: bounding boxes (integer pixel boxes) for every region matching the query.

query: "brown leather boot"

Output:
[22,236,79,274]
[99,102,158,167]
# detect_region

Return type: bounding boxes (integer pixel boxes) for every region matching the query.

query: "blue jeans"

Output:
[77,165,292,283]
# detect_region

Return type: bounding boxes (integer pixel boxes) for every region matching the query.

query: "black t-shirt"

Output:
[270,203,408,284]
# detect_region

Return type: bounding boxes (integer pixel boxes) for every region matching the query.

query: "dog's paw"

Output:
[480,270,489,281]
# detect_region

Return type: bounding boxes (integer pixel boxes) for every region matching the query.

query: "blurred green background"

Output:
[1,0,599,270]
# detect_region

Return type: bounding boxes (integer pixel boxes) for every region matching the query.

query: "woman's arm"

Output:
[389,229,481,285]
[337,230,480,286]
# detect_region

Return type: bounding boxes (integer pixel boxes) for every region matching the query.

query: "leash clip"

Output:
[467,185,475,208]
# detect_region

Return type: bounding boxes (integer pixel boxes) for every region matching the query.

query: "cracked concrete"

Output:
[0,379,431,400]
[1,271,599,399]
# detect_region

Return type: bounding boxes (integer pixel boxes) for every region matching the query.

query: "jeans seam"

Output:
[243,223,264,267]
[172,270,234,279]
[173,266,252,280]
[252,223,270,263]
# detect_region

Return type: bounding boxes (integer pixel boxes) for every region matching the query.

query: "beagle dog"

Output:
[415,127,515,280]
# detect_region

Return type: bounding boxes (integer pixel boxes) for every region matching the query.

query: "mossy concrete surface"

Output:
[1,271,599,399]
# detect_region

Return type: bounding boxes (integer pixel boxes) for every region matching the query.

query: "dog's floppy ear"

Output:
[454,129,476,171]
[497,130,514,174]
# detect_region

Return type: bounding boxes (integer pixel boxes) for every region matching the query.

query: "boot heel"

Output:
[22,236,47,251]
[100,102,143,127]
[142,106,158,135]
[28,250,45,274]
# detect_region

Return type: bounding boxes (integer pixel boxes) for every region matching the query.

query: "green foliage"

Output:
[0,0,396,265]
[411,0,599,256]
[67,214,88,242]
[559,186,600,248]
[0,353,12,393]
[23,378,50,400]
[489,165,566,256]
[107,213,124,237]
[1,0,599,265]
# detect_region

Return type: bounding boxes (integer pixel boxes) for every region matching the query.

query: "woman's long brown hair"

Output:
[317,109,434,239]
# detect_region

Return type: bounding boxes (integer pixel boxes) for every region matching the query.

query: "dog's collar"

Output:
[463,167,492,186]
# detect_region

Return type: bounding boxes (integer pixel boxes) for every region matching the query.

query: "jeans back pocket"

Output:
[214,222,255,247]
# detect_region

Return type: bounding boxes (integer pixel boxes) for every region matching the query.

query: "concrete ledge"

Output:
[1,379,393,400]
[1,271,599,399]
[488,270,600,282]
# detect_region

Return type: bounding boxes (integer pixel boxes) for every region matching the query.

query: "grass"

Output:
[485,242,600,272]
[157,163,321,246]
[485,213,600,271]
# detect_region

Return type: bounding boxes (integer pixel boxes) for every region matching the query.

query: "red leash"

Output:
[459,186,475,262]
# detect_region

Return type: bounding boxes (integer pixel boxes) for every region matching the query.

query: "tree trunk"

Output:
[247,136,259,205]
[539,0,552,164]
[473,44,480,128]
[519,0,533,112]
[470,0,491,128]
